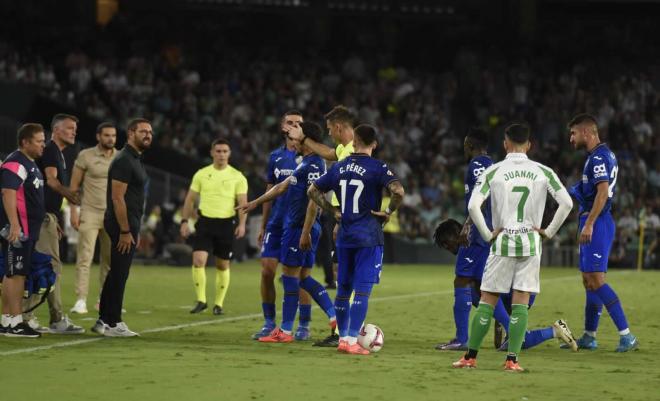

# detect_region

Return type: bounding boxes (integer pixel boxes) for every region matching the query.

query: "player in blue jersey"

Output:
[309,124,405,355]
[252,110,314,341]
[567,114,638,352]
[434,219,578,352]
[238,121,337,343]
[435,127,506,351]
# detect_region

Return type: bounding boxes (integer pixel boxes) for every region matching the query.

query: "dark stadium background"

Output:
[1,0,658,267]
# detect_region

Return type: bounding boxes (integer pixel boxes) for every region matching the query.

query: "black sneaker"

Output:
[313,333,339,347]
[5,322,41,338]
[0,324,7,336]
[189,301,208,314]
[212,305,224,315]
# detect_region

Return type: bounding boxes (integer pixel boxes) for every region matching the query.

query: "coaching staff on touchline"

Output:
[92,118,152,337]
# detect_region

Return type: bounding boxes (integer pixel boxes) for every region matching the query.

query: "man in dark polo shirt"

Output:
[26,113,84,334]
[93,118,152,337]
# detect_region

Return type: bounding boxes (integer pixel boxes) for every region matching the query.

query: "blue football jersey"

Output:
[569,143,618,215]
[465,155,493,247]
[283,154,325,229]
[314,154,398,248]
[265,146,298,231]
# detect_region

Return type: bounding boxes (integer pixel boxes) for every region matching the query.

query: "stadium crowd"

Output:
[1,16,658,268]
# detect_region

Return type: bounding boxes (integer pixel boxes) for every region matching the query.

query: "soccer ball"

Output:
[358,323,384,352]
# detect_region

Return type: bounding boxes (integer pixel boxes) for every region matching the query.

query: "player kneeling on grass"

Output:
[237,121,337,343]
[308,124,404,355]
[452,122,573,372]
[434,219,578,353]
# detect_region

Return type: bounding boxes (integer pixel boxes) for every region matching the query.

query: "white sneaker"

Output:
[554,319,578,352]
[49,315,85,334]
[103,322,139,337]
[70,299,88,314]
[26,317,50,334]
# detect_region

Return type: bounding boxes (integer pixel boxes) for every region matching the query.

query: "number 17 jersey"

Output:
[313,154,398,248]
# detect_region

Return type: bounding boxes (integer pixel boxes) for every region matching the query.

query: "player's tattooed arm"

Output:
[235,177,292,214]
[308,184,340,220]
[372,180,405,225]
[386,180,405,213]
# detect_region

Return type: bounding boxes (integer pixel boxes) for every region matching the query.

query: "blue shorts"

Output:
[455,244,490,280]
[578,213,615,273]
[280,226,320,268]
[336,246,384,286]
[261,227,283,259]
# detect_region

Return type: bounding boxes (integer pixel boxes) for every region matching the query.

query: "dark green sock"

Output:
[467,303,494,351]
[507,304,529,356]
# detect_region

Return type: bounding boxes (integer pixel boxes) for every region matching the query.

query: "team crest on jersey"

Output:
[465,184,469,194]
[289,176,298,185]
[33,177,44,189]
[387,169,394,176]
[295,155,303,164]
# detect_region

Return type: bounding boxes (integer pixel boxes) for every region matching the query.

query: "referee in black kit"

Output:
[92,118,152,337]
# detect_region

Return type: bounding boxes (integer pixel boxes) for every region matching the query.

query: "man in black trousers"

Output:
[92,118,152,337]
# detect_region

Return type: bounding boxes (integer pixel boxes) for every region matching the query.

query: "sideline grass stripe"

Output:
[0,272,605,357]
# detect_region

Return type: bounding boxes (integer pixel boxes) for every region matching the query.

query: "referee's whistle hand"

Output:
[234,225,246,239]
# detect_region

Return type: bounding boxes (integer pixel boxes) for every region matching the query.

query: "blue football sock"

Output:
[453,287,472,343]
[595,284,629,332]
[335,284,352,337]
[298,304,311,328]
[493,298,510,331]
[300,276,336,319]
[348,284,373,338]
[522,327,554,349]
[262,303,276,327]
[585,290,603,333]
[280,275,300,332]
[528,294,537,308]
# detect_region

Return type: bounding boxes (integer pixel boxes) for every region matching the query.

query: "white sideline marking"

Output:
[0,272,626,356]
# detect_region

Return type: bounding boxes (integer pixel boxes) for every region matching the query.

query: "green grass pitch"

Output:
[1,262,659,401]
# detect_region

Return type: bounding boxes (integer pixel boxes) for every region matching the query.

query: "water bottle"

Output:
[0,224,27,248]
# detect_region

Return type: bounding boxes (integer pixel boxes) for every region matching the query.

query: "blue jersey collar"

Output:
[588,143,607,154]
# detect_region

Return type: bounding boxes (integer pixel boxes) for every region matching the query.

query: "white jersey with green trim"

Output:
[468,152,572,257]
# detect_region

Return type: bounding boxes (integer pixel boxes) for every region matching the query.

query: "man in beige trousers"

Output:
[25,113,84,334]
[69,122,117,314]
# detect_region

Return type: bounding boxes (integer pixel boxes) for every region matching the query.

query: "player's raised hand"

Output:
[235,201,256,215]
[282,122,304,141]
[371,210,391,226]
[299,231,312,250]
[579,223,593,244]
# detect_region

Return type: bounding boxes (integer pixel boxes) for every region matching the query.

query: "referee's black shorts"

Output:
[190,215,235,260]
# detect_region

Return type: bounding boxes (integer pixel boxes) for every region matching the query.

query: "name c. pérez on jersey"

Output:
[339,162,367,176]
[503,170,538,182]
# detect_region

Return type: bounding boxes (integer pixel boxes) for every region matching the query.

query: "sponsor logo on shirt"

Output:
[593,163,607,178]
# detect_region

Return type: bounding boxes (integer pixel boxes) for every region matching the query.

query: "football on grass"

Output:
[358,324,384,352]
